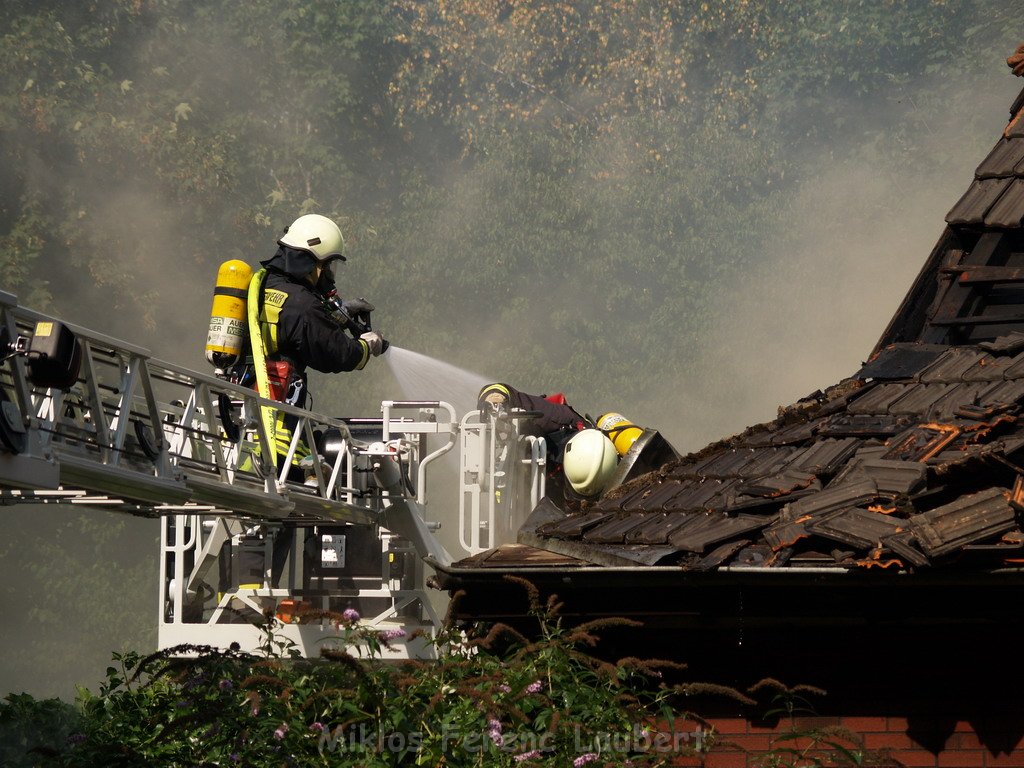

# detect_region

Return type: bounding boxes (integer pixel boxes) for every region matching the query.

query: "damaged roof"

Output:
[454,71,1024,577]
[518,340,1024,571]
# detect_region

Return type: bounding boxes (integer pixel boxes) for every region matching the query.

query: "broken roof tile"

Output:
[975,136,1024,178]
[537,511,615,539]
[885,531,930,568]
[667,512,766,553]
[856,344,949,380]
[818,413,902,438]
[882,423,961,462]
[693,448,758,479]
[597,484,649,513]
[721,489,816,515]
[946,177,1012,225]
[917,348,987,383]
[909,487,1016,557]
[764,519,810,550]
[860,459,928,495]
[985,177,1024,227]
[961,353,1012,381]
[769,419,824,445]
[978,377,1024,407]
[627,480,688,513]
[1007,90,1024,137]
[926,443,987,467]
[956,401,1015,421]
[848,383,914,415]
[788,438,860,476]
[736,469,820,498]
[808,507,907,548]
[737,428,777,448]
[784,478,881,521]
[739,447,799,478]
[997,435,1024,457]
[929,382,991,421]
[980,332,1024,356]
[624,511,694,545]
[828,444,891,485]
[664,479,738,512]
[693,539,750,571]
[583,513,651,544]
[732,543,776,567]
[1000,350,1024,378]
[705,480,743,511]
[689,449,744,477]
[889,383,955,417]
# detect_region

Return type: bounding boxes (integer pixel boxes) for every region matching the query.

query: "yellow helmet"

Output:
[562,429,619,497]
[278,214,346,262]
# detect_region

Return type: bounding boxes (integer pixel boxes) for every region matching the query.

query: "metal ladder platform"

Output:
[0,290,459,658]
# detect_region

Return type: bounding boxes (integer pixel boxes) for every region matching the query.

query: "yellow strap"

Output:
[247,269,277,449]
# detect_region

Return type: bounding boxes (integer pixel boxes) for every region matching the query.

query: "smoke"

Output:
[640,74,1021,453]
[412,71,1019,457]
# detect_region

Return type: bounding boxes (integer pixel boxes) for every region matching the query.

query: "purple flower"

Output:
[524,680,543,694]
[514,749,541,762]
[342,608,360,622]
[219,678,233,691]
[378,627,406,641]
[497,683,511,693]
[574,753,599,767]
[487,717,504,747]
[273,722,289,740]
[66,733,87,747]
[309,721,325,732]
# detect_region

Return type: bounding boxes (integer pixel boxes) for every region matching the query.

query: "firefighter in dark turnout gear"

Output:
[477,383,626,502]
[243,214,384,591]
[248,213,385,467]
[477,382,587,451]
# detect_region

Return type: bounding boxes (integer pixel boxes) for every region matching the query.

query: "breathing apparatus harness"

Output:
[205,249,387,459]
[246,267,279,447]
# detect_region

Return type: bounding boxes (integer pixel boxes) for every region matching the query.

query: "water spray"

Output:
[385,346,492,415]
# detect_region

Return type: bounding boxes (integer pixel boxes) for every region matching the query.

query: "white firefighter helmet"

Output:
[562,429,619,497]
[278,214,346,262]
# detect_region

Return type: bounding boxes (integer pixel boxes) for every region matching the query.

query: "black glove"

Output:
[342,298,375,326]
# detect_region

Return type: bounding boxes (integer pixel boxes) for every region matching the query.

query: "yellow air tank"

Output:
[597,412,643,457]
[205,259,253,369]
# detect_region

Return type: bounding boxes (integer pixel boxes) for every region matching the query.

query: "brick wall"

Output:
[662,715,1024,768]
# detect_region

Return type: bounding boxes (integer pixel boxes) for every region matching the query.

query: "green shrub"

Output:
[10,580,733,767]
[0,693,81,768]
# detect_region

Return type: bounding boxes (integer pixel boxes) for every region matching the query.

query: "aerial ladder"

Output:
[0,290,548,659]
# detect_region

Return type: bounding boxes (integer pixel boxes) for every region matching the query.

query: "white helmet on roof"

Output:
[562,429,619,497]
[278,214,346,263]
